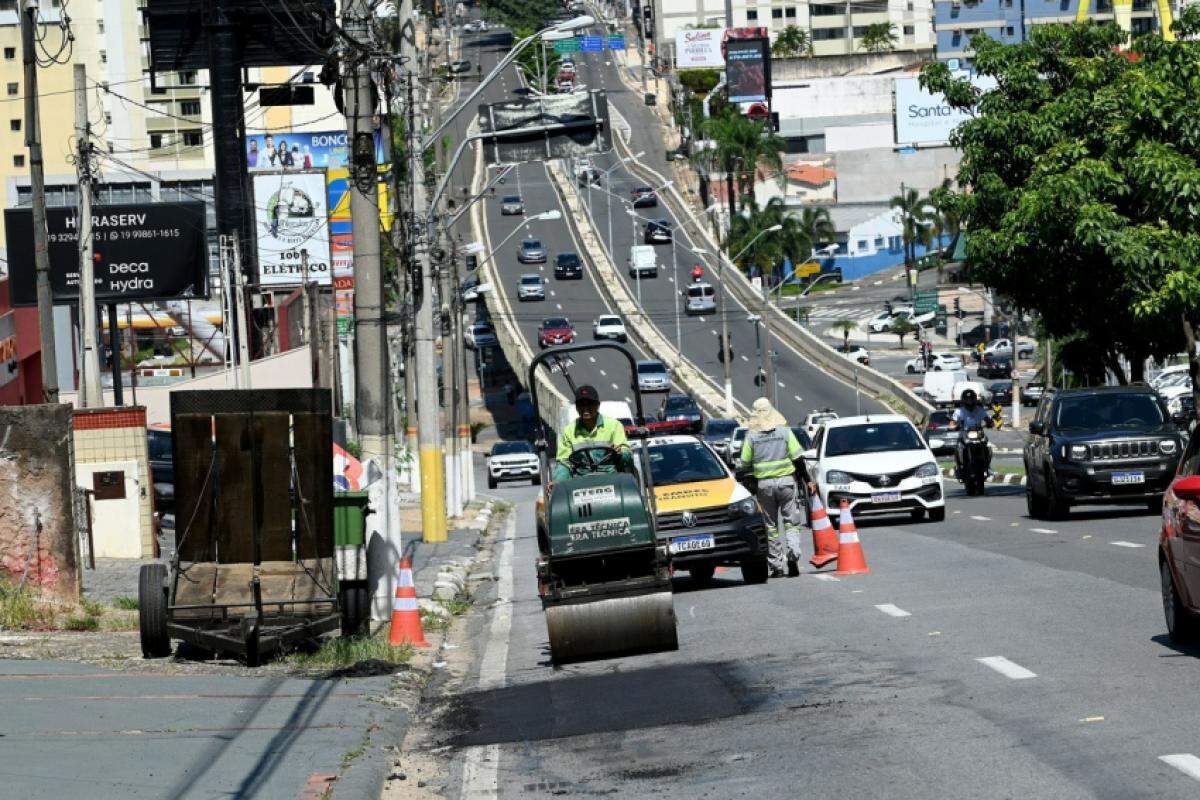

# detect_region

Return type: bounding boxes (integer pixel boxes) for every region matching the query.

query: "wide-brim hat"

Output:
[747,398,788,432]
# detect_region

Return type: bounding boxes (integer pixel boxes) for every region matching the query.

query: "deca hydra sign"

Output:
[893,74,996,146]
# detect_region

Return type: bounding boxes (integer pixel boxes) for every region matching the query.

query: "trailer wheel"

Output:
[138,563,171,659]
[340,582,369,637]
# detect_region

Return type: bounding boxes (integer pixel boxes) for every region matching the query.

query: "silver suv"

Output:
[636,360,671,393]
[517,273,545,301]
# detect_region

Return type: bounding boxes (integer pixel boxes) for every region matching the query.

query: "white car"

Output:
[465,321,496,349]
[868,306,915,333]
[487,440,540,488]
[1151,365,1191,391]
[802,409,839,440]
[463,19,487,31]
[592,314,628,342]
[905,352,965,374]
[844,346,870,366]
[805,414,946,522]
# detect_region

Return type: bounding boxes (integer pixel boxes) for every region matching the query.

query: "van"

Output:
[924,369,968,407]
[629,245,658,278]
[685,282,716,315]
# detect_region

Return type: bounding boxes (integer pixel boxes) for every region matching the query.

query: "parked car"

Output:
[657,393,704,433]
[461,275,481,303]
[643,219,673,244]
[906,352,964,374]
[592,314,627,342]
[487,441,540,488]
[922,410,955,456]
[977,358,1013,380]
[1022,381,1045,407]
[554,252,583,279]
[988,381,1014,406]
[805,414,946,522]
[701,418,739,460]
[450,59,472,74]
[843,346,870,366]
[632,186,658,208]
[517,273,546,301]
[1159,443,1200,641]
[868,306,915,333]
[500,195,524,215]
[537,317,575,348]
[463,19,487,31]
[684,282,717,315]
[518,238,547,264]
[465,320,497,349]
[1024,385,1185,520]
[147,426,174,516]
[636,359,671,393]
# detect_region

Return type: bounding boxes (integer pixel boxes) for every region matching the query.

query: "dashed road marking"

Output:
[777,381,786,388]
[1112,541,1145,548]
[549,290,556,297]
[588,356,596,363]
[611,382,619,390]
[794,395,802,403]
[711,329,719,336]
[976,656,1037,680]
[740,355,749,362]
[599,369,607,376]
[1161,754,1200,782]
[555,303,562,310]
[970,515,992,521]
[875,604,911,618]
[812,574,840,582]
[1030,527,1058,534]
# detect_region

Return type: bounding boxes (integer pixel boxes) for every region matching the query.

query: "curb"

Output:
[940,467,1027,486]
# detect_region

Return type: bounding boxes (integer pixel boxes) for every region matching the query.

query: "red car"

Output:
[1160,446,1200,642]
[537,317,575,349]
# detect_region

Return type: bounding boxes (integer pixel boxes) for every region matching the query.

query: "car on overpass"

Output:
[592,314,627,342]
[500,195,524,215]
[518,238,547,264]
[805,414,946,523]
[636,359,671,393]
[537,317,576,348]
[517,273,546,301]
[657,393,704,434]
[554,252,583,279]
[632,186,658,208]
[643,219,673,244]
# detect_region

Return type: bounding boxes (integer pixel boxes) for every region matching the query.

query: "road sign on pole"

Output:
[553,37,580,53]
[579,35,604,52]
[607,35,625,49]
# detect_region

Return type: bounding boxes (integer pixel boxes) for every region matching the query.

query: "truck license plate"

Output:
[871,491,902,504]
[1112,471,1145,485]
[670,534,715,554]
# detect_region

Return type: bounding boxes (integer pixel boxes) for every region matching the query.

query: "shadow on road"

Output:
[1151,633,1200,659]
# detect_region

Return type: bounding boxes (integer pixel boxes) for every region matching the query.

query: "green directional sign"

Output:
[553,37,580,53]
[913,289,939,315]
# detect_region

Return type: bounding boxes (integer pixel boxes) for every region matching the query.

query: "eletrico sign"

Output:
[253,171,333,287]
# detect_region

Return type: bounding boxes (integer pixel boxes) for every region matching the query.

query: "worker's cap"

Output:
[574,385,600,404]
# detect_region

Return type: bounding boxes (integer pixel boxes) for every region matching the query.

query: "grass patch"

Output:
[290,633,413,669]
[113,596,139,610]
[442,596,472,616]
[420,608,451,633]
[0,580,54,629]
[64,615,100,632]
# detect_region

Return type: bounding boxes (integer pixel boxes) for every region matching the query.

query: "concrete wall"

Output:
[835,146,961,204]
[0,404,78,599]
[772,51,935,81]
[826,123,895,152]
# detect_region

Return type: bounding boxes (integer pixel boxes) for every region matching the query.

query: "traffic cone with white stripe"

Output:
[833,500,870,576]
[389,557,429,647]
[808,494,839,569]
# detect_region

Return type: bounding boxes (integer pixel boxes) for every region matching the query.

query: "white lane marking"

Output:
[599,369,607,376]
[589,356,596,363]
[1112,541,1146,548]
[777,381,786,389]
[740,355,750,362]
[611,382,619,390]
[549,289,556,296]
[813,574,840,582]
[794,395,802,403]
[461,746,500,799]
[976,656,1037,680]
[712,329,719,336]
[970,515,992,521]
[1160,754,1200,783]
[875,604,911,618]
[555,303,562,310]
[1030,527,1057,534]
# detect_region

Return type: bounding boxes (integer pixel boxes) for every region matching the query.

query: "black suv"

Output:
[554,252,583,279]
[657,393,703,433]
[1024,386,1185,519]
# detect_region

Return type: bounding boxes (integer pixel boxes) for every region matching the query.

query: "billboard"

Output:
[893,75,996,145]
[726,37,770,104]
[675,28,726,68]
[326,167,394,285]
[244,129,384,173]
[253,172,333,287]
[3,203,209,305]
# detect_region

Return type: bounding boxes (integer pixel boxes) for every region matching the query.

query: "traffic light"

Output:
[954,298,961,317]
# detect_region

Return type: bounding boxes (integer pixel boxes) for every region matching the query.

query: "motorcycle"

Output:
[956,425,991,496]
[691,265,703,282]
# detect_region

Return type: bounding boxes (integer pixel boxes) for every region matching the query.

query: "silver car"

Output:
[685,282,716,315]
[517,273,546,301]
[636,359,671,393]
[500,195,524,215]
[518,238,547,264]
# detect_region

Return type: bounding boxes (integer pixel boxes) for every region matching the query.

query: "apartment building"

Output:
[647,0,935,62]
[934,0,1164,61]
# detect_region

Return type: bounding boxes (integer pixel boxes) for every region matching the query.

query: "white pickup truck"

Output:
[629,245,658,278]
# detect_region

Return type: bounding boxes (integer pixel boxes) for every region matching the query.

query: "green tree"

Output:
[698,110,784,214]
[772,25,812,57]
[796,206,835,252]
[831,319,858,352]
[921,17,1196,386]
[890,316,915,349]
[890,187,933,283]
[726,198,812,284]
[512,27,561,92]
[859,23,899,54]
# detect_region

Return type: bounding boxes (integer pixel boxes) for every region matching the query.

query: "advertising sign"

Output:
[675,28,726,68]
[253,172,333,287]
[326,167,393,284]
[893,75,996,145]
[244,129,384,173]
[0,312,16,389]
[4,203,209,306]
[725,37,770,104]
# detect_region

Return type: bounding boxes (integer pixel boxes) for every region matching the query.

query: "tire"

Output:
[339,582,369,637]
[906,365,915,374]
[1148,494,1164,514]
[487,474,497,489]
[910,508,926,522]
[1026,478,1048,519]
[531,474,541,486]
[1162,557,1200,644]
[1045,471,1070,520]
[688,563,716,585]
[138,563,171,659]
[741,556,769,585]
[928,507,946,522]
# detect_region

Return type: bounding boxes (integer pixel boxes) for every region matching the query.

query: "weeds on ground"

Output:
[0,577,138,632]
[290,633,413,669]
[64,615,100,631]
[113,596,139,610]
[0,579,54,629]
[420,609,451,633]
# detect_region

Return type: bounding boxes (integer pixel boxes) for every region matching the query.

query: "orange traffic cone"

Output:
[808,494,838,569]
[389,557,430,647]
[833,500,870,576]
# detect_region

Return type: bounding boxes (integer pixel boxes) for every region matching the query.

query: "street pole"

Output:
[301,249,320,386]
[74,65,102,408]
[21,0,59,403]
[717,261,733,416]
[671,233,681,354]
[106,305,123,404]
[232,238,251,389]
[438,247,460,518]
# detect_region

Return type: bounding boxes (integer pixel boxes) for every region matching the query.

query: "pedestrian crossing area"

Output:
[797,304,880,323]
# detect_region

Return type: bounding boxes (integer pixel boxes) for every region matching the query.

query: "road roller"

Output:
[528,343,678,664]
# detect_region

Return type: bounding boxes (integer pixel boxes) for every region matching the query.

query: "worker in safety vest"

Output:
[739,398,806,578]
[553,384,632,482]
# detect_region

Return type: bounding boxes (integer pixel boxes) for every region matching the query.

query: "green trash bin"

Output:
[334,491,372,636]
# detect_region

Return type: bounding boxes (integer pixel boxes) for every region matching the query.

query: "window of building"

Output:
[965,27,980,35]
[771,7,783,17]
[952,31,962,44]
[888,235,902,252]
[1005,25,1015,35]
[812,27,845,39]
[811,2,842,15]
[107,142,113,153]
[9,119,19,131]
[97,19,104,32]
[150,133,163,149]
[856,239,868,251]
[182,129,202,147]
[1002,0,1012,5]
[0,0,16,10]
[13,154,23,167]
[874,235,884,247]
[180,100,201,116]
[785,6,796,16]
[4,47,15,60]
[904,24,914,34]
[99,50,107,63]
[907,0,913,8]
[6,82,16,96]
[746,8,758,19]
[179,71,196,85]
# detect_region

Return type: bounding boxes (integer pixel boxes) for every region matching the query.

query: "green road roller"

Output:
[529,343,678,664]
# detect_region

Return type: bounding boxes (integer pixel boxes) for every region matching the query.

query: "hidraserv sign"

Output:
[893,74,996,146]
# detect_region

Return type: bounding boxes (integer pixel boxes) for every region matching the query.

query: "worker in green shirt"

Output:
[739,398,806,578]
[553,384,632,481]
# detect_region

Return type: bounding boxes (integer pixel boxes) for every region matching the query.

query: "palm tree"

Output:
[891,187,934,283]
[831,319,858,353]
[700,110,785,215]
[796,206,835,254]
[772,25,811,57]
[859,22,899,54]
[726,198,813,287]
[696,111,743,216]
[891,316,916,349]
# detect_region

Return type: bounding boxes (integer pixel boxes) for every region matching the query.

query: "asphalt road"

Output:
[443,461,1200,799]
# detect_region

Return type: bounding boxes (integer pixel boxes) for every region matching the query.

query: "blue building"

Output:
[934,0,1164,62]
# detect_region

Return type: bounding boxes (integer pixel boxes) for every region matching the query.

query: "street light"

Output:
[473,210,562,272]
[729,224,783,400]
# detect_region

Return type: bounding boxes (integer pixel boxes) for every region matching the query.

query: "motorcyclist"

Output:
[950,389,993,476]
[691,264,703,282]
[553,384,633,482]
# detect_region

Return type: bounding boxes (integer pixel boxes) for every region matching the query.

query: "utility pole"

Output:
[438,249,461,517]
[21,0,59,403]
[301,249,320,385]
[74,64,102,407]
